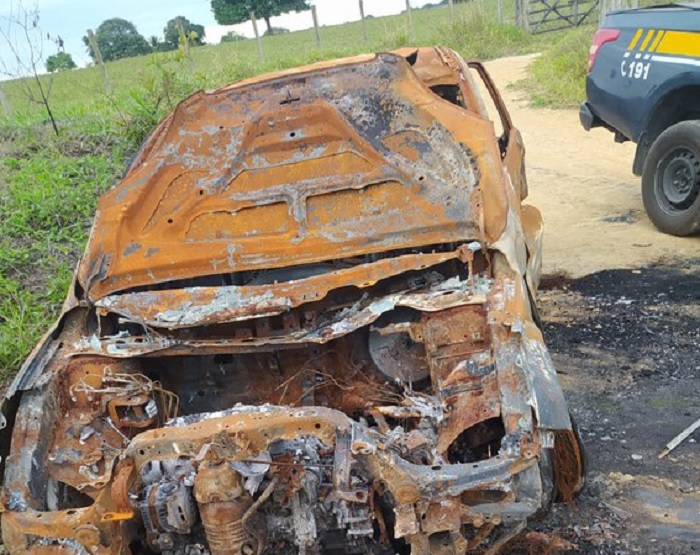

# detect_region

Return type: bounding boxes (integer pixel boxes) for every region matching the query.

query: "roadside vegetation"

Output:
[517,25,594,108]
[2,3,548,123]
[0,1,591,380]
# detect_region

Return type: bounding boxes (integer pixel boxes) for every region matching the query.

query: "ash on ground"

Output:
[512,262,700,555]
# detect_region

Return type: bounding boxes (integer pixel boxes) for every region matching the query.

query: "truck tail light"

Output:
[588,29,621,72]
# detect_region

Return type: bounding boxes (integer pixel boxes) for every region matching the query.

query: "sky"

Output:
[0,0,442,72]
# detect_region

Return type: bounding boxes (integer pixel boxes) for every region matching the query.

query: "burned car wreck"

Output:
[0,47,584,554]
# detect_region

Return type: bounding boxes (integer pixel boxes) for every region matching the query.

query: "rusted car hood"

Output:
[79,52,507,301]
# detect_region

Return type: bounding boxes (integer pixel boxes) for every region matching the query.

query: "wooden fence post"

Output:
[359,0,368,43]
[497,0,503,23]
[250,12,264,62]
[86,29,111,95]
[405,0,414,43]
[0,85,11,116]
[448,0,455,24]
[312,5,321,48]
[524,0,531,31]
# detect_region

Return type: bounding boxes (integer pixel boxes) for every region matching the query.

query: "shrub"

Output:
[437,8,533,61]
[518,26,594,108]
[46,52,77,73]
[221,30,246,43]
[263,27,290,36]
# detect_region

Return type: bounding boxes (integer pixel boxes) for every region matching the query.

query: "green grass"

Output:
[0,2,589,380]
[517,25,595,109]
[0,127,125,377]
[1,2,548,124]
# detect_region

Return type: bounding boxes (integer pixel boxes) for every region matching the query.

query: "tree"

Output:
[149,35,171,53]
[0,1,59,133]
[45,51,76,72]
[210,0,310,33]
[83,18,151,63]
[163,16,205,50]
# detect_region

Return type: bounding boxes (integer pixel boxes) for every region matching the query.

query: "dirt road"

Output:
[483,56,700,554]
[485,55,699,278]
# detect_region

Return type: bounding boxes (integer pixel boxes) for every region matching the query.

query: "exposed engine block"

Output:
[134,431,379,555]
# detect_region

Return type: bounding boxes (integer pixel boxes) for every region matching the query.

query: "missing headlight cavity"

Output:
[369,307,429,385]
[447,417,507,464]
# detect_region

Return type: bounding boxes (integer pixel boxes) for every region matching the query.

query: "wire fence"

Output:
[1,0,661,120]
[237,0,641,61]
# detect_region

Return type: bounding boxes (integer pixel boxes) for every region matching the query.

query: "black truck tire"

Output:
[641,120,700,236]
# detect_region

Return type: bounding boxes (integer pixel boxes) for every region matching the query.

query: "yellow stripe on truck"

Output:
[628,28,644,50]
[655,30,700,58]
[649,30,666,52]
[639,29,656,51]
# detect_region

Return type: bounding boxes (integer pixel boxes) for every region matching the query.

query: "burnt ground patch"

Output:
[543,263,699,378]
[516,262,700,554]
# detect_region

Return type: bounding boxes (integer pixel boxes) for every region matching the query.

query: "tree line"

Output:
[208,0,468,31]
[211,0,310,32]
[45,16,205,72]
[1,0,317,133]
[50,1,363,71]
[46,1,316,72]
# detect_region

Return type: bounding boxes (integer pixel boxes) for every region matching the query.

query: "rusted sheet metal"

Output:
[77,50,508,302]
[0,47,583,555]
[77,273,491,358]
[94,247,475,329]
[1,275,577,554]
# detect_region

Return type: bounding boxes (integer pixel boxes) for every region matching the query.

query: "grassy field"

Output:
[2,2,553,123]
[0,2,591,380]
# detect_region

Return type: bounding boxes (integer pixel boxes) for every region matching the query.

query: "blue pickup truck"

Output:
[580,4,700,236]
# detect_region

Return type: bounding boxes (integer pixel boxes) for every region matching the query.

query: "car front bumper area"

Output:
[0,276,582,554]
[1,402,554,555]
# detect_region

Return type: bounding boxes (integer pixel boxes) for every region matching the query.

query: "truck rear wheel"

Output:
[642,120,700,236]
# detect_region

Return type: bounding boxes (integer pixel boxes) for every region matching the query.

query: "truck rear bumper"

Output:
[579,101,602,131]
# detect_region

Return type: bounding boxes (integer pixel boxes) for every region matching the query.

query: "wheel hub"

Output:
[658,148,700,209]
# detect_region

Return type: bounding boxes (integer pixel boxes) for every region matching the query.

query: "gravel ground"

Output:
[479,55,700,554]
[509,261,700,555]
